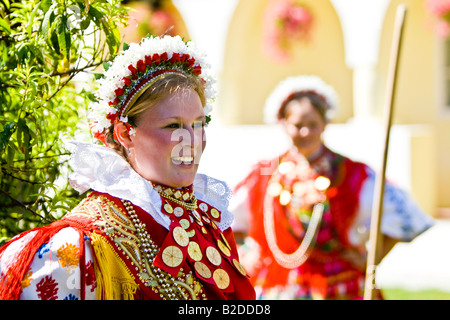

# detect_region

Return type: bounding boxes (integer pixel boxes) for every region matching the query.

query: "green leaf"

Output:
[58,16,71,59]
[102,61,111,71]
[17,118,32,160]
[41,2,58,42]
[0,18,12,35]
[0,122,16,152]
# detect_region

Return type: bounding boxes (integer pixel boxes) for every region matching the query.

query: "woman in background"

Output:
[231,75,433,300]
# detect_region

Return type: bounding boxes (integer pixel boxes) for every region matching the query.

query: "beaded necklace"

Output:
[152,183,198,211]
[263,149,331,269]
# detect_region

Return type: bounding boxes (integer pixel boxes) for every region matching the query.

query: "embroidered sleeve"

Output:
[18,227,97,300]
[348,168,434,246]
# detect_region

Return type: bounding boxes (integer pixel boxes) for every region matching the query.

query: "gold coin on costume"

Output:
[187,229,196,238]
[192,210,201,220]
[213,269,230,290]
[174,206,184,217]
[201,227,207,234]
[173,226,189,247]
[206,246,222,266]
[162,246,183,268]
[194,261,211,279]
[188,241,202,261]
[210,208,220,219]
[179,218,190,230]
[202,215,210,224]
[164,203,173,214]
[217,239,231,257]
[233,258,247,276]
[220,233,231,250]
[199,203,208,212]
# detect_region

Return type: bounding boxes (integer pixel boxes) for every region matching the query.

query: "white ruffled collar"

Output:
[67,141,234,231]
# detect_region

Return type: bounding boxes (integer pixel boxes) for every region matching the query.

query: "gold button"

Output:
[194,261,211,279]
[213,269,230,290]
[162,246,183,268]
[173,226,189,247]
[206,246,222,266]
[188,241,202,261]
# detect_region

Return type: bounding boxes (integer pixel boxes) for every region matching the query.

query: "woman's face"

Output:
[282,97,326,158]
[128,88,206,188]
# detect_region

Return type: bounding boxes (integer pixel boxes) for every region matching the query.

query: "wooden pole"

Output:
[363,4,407,300]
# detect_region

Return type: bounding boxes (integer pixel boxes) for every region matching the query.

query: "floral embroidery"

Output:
[64,293,79,300]
[21,268,33,288]
[57,243,80,271]
[36,276,58,300]
[37,241,51,258]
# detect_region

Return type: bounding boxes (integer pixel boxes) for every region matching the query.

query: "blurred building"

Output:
[127,0,450,218]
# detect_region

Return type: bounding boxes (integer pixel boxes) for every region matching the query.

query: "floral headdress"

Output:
[88,35,215,144]
[263,75,338,124]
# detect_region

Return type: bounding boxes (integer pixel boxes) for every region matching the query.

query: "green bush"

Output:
[0,0,129,244]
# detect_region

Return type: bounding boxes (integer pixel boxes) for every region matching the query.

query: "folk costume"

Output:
[231,76,434,300]
[0,36,255,300]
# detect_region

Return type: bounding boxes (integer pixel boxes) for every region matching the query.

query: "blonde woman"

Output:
[0,36,254,300]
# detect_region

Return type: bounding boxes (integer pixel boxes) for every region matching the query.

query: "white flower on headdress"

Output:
[88,35,215,142]
[263,75,339,124]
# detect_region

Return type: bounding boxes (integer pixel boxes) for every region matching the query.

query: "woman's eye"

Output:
[165,123,181,129]
[193,121,206,129]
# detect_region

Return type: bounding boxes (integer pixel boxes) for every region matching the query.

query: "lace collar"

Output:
[67,141,234,231]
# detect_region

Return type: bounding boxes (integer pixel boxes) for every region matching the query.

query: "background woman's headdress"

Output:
[88,35,215,144]
[263,75,338,124]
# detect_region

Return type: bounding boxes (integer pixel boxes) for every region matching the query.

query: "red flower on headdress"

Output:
[128,64,138,76]
[114,87,124,96]
[106,112,117,122]
[122,77,132,86]
[108,98,119,106]
[193,66,202,75]
[145,55,153,66]
[170,53,181,63]
[136,59,146,73]
[152,53,160,64]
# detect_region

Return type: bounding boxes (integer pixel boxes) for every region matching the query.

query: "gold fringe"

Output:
[90,233,139,300]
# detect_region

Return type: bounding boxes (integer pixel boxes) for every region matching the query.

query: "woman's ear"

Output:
[113,121,133,149]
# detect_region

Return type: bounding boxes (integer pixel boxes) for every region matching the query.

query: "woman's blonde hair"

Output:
[105,73,206,160]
